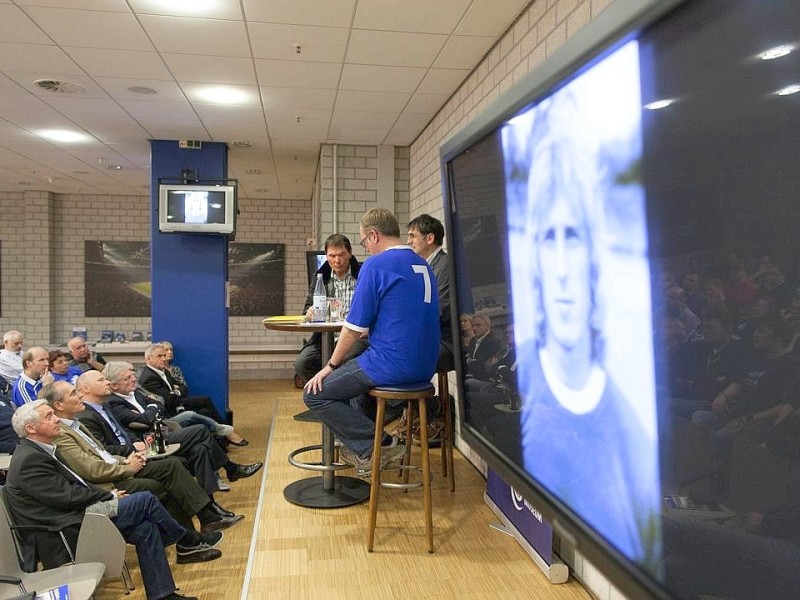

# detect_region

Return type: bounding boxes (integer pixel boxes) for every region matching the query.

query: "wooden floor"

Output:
[96,380,591,600]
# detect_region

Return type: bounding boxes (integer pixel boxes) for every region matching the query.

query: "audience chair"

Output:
[367,382,436,553]
[0,490,104,600]
[75,513,135,593]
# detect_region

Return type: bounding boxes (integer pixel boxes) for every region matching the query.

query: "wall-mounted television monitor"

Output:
[306,250,327,285]
[441,0,800,598]
[158,183,236,235]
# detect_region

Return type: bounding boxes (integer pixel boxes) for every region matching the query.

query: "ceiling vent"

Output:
[34,79,86,94]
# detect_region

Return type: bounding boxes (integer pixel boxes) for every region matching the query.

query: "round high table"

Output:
[262,316,371,508]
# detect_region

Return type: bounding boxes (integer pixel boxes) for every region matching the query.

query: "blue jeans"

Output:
[114,491,185,600]
[170,410,232,437]
[303,360,377,459]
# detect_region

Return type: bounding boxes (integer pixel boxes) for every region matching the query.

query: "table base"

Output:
[283,476,370,508]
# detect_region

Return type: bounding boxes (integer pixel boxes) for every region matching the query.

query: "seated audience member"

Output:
[665,285,702,339]
[104,362,262,491]
[704,277,729,315]
[465,312,502,382]
[459,313,475,353]
[162,340,188,388]
[681,271,708,319]
[45,378,244,537]
[736,294,772,349]
[67,336,106,372]
[0,330,24,390]
[294,234,367,383]
[11,346,52,407]
[49,349,83,385]
[693,316,799,431]
[0,396,17,454]
[303,208,439,476]
[139,344,249,446]
[725,263,757,315]
[669,309,750,419]
[6,400,208,600]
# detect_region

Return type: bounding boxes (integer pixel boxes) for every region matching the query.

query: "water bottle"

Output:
[312,273,327,322]
[153,413,167,454]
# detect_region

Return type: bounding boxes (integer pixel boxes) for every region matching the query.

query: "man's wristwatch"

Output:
[327,361,340,370]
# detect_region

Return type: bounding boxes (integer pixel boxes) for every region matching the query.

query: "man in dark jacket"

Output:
[294,233,369,382]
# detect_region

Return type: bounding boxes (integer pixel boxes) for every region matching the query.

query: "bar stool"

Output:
[436,369,456,492]
[367,382,436,553]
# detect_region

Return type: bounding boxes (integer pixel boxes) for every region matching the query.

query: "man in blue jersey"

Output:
[11,346,52,407]
[304,208,441,476]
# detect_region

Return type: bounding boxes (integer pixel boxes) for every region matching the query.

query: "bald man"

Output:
[67,336,106,373]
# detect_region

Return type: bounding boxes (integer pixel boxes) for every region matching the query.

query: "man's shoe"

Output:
[209,501,235,518]
[200,513,245,533]
[226,461,263,482]
[340,445,405,479]
[162,593,199,600]
[175,546,222,564]
[215,474,231,492]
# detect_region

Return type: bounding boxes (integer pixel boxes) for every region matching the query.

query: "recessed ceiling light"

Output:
[106,164,123,170]
[231,140,252,148]
[758,44,794,60]
[776,84,800,96]
[194,86,250,105]
[37,129,90,143]
[139,0,220,16]
[128,86,157,95]
[17,181,32,186]
[254,188,269,193]
[34,79,85,94]
[644,98,677,110]
[245,168,262,175]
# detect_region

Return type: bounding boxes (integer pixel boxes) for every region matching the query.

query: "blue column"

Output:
[149,140,230,422]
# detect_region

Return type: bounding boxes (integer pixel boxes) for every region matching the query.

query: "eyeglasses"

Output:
[359,230,374,248]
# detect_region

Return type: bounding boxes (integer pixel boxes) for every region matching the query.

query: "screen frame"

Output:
[439,0,686,598]
[158,183,237,235]
[305,250,327,285]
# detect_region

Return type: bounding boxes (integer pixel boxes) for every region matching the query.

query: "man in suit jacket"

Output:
[103,361,262,489]
[466,312,502,381]
[65,374,245,532]
[407,214,455,372]
[5,399,215,600]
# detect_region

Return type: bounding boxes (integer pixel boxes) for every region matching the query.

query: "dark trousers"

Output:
[114,491,185,600]
[165,423,228,494]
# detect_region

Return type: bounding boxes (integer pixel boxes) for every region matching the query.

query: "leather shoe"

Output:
[175,547,222,564]
[200,513,244,533]
[209,501,235,518]
[228,438,249,447]
[226,461,263,482]
[163,593,200,600]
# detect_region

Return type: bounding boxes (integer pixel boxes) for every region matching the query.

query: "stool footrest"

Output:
[380,465,431,490]
[288,444,350,472]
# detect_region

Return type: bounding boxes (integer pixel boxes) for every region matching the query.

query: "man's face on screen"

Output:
[538,196,591,352]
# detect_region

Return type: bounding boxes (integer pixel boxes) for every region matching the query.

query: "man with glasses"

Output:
[303,208,440,477]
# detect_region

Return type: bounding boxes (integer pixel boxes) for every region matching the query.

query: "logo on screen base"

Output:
[511,486,543,522]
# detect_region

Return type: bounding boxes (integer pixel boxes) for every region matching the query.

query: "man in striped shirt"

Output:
[11,346,52,407]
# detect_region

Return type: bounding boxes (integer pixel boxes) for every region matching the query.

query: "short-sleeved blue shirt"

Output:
[345,245,440,385]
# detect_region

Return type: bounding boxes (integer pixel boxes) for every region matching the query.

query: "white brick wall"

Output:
[406,0,623,597]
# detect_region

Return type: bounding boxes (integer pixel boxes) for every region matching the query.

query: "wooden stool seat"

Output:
[367,382,436,553]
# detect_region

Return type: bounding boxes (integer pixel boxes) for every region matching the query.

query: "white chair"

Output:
[75,513,135,593]
[0,491,104,600]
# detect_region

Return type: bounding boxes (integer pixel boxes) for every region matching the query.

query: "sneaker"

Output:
[176,531,224,564]
[412,417,445,448]
[340,444,405,478]
[390,410,409,440]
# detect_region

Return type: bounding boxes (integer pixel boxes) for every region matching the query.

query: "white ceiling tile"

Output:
[346,30,446,68]
[0,120,36,140]
[192,103,264,123]
[0,5,52,44]
[243,0,356,28]
[334,89,411,113]
[265,107,331,127]
[394,112,434,130]
[162,54,255,85]
[24,7,152,50]
[128,0,243,20]
[203,121,270,141]
[255,60,341,89]
[405,92,450,113]
[14,0,129,11]
[433,35,494,69]
[138,15,250,57]
[416,68,470,95]
[269,122,328,140]
[455,0,529,36]
[66,48,172,80]
[269,138,320,157]
[260,87,336,110]
[353,0,472,34]
[0,43,82,74]
[339,64,426,93]
[180,82,260,106]
[117,99,195,123]
[148,126,210,140]
[95,78,186,102]
[249,23,348,63]
[0,73,29,96]
[330,110,397,130]
[327,125,389,144]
